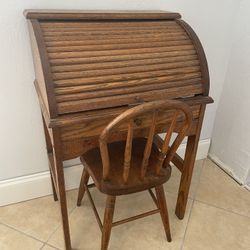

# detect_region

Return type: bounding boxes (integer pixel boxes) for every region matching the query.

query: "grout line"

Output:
[194,159,250,219]
[165,190,195,202]
[0,192,77,249]
[42,190,78,246]
[178,160,206,250]
[44,223,62,247]
[0,191,77,249]
[178,158,206,250]
[193,199,250,219]
[179,199,195,250]
[192,159,206,200]
[44,216,65,247]
[45,243,62,250]
[0,221,46,244]
[40,243,46,250]
[44,204,78,249]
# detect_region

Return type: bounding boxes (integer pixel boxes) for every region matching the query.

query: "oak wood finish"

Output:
[51,128,71,250]
[42,116,58,201]
[155,185,172,241]
[29,20,58,118]
[27,16,205,114]
[24,10,181,20]
[97,100,192,188]
[175,104,206,219]
[24,10,213,250]
[102,196,116,250]
[76,167,89,206]
[78,100,192,249]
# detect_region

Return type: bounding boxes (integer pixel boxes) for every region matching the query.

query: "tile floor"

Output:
[0,159,250,250]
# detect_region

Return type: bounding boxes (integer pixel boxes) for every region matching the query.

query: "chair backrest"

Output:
[99,100,193,183]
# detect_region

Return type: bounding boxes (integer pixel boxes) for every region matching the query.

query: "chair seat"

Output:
[80,138,171,195]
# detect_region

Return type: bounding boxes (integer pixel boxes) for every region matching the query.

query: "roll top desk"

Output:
[24,10,213,249]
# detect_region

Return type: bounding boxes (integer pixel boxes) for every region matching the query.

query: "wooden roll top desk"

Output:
[24,10,213,249]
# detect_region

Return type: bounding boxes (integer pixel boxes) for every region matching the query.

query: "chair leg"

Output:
[77,167,90,206]
[155,185,172,242]
[102,195,116,250]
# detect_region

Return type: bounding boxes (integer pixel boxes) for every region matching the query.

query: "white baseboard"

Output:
[0,165,84,207]
[0,139,211,206]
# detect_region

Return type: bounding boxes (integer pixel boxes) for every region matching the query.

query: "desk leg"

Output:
[175,105,205,219]
[43,117,58,201]
[53,130,72,250]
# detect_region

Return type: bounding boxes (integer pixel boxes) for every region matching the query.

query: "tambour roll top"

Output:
[24,10,210,118]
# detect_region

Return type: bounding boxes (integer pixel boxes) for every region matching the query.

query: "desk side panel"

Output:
[27,19,58,118]
[27,20,50,115]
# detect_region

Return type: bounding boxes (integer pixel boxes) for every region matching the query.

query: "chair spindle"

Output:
[156,111,178,174]
[141,111,157,179]
[163,115,191,168]
[99,139,110,181]
[123,120,134,183]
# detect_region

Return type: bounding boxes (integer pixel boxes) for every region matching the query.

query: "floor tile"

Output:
[165,160,204,199]
[182,201,250,250]
[48,188,193,250]
[0,223,43,250]
[196,159,250,217]
[0,190,77,242]
[42,244,58,250]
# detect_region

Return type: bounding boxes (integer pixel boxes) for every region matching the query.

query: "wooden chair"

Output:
[77,100,192,250]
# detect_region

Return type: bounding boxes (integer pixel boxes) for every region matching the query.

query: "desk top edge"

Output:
[24,9,181,20]
[47,96,213,128]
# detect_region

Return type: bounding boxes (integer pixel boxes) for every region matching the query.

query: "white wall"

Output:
[210,0,250,186]
[0,0,239,181]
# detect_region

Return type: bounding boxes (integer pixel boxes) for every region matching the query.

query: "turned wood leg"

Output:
[175,105,205,219]
[102,195,116,250]
[77,167,90,206]
[155,185,171,242]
